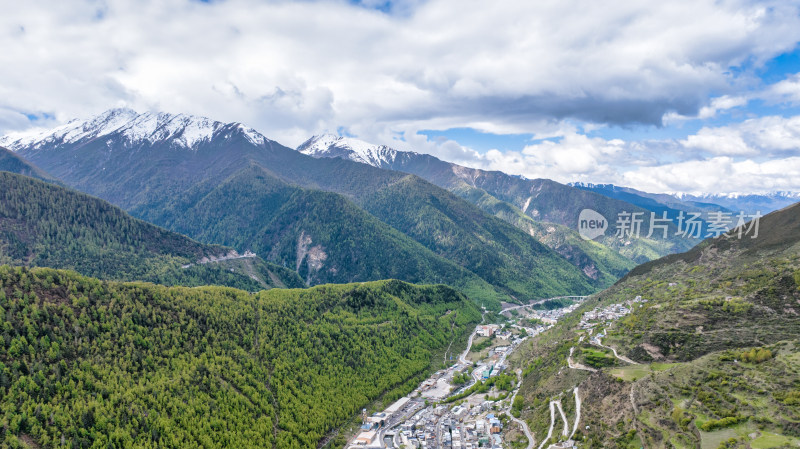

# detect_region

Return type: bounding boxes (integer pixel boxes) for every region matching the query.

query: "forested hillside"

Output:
[0,172,303,291]
[153,164,506,304]
[0,267,481,448]
[362,175,599,297]
[0,147,59,184]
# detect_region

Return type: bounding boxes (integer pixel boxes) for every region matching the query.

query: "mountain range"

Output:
[7,108,791,306]
[2,107,799,449]
[571,181,798,219]
[2,109,621,306]
[298,134,697,264]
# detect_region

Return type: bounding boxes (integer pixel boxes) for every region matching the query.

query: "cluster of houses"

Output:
[579,296,645,330]
[476,324,515,342]
[530,301,583,324]
[390,403,507,449]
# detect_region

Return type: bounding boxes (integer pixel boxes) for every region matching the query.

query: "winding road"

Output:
[555,401,568,437]
[593,331,638,365]
[568,387,581,440]
[567,346,597,372]
[501,296,588,314]
[458,328,478,365]
[458,310,487,365]
[507,369,536,449]
[536,401,557,449]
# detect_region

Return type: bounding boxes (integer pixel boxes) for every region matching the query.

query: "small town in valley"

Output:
[345,298,588,449]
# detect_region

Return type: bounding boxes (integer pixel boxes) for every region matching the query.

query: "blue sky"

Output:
[2,0,800,194]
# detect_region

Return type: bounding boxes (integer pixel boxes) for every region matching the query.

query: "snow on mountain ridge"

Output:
[297,134,404,167]
[115,111,225,148]
[0,108,270,151]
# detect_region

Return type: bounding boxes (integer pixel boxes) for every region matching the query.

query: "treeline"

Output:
[0,267,480,448]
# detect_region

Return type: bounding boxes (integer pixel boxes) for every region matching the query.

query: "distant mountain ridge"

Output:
[0,145,60,184]
[570,181,800,214]
[679,190,800,213]
[299,133,402,167]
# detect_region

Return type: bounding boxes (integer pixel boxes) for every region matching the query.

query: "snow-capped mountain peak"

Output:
[297,134,402,168]
[0,108,138,151]
[0,108,270,151]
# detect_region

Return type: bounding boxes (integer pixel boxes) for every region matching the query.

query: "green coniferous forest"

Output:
[0,172,303,291]
[0,266,480,448]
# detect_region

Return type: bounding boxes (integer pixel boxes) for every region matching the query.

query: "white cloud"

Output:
[698,95,750,119]
[3,0,800,145]
[388,129,632,185]
[662,94,749,124]
[763,73,800,104]
[621,157,800,195]
[682,126,754,155]
[684,115,800,156]
[5,0,800,195]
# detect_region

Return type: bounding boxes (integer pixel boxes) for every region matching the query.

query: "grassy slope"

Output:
[599,203,800,362]
[508,203,800,449]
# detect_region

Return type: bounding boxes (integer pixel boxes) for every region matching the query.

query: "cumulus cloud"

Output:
[763,73,800,104]
[696,96,750,119]
[682,126,755,155]
[3,0,800,145]
[386,128,637,185]
[684,115,800,156]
